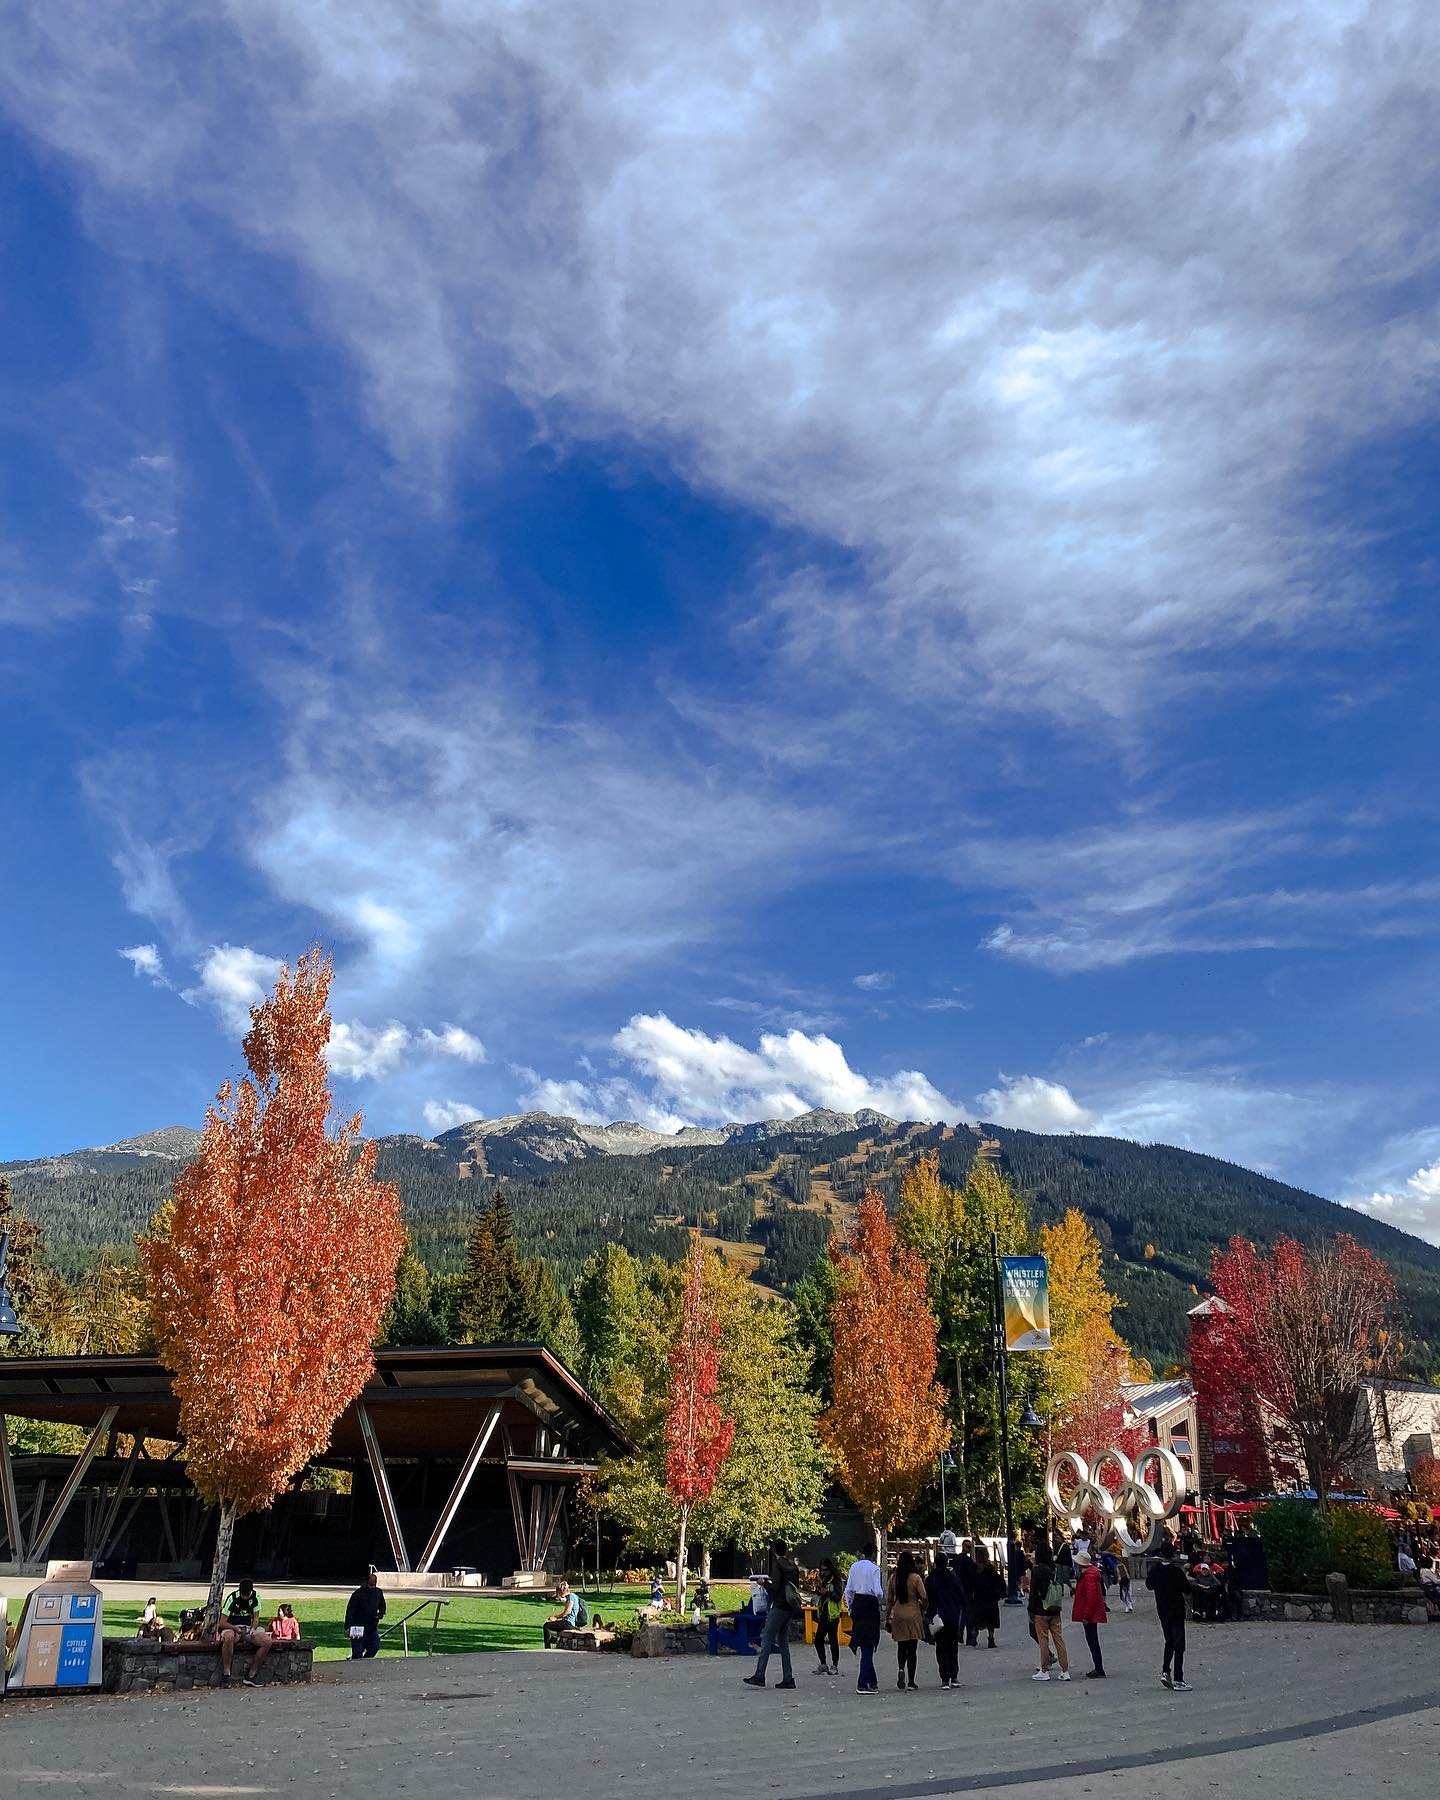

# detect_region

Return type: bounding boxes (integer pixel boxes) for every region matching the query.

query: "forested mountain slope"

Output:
[7,1114,1438,1373]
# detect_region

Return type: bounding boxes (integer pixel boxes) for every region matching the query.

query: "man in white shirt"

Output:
[1397,1545,1417,1578]
[843,1553,885,1693]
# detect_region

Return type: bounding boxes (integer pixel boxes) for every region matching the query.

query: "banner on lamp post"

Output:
[1000,1255,1051,1351]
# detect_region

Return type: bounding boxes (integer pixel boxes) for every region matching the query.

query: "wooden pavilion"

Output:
[0,1344,629,1582]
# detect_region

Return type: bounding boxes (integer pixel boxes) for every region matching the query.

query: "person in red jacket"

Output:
[1071,1549,1109,1679]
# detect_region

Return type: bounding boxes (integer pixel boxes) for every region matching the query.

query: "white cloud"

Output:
[183,944,284,1035]
[1347,1164,1440,1247]
[972,814,1440,972]
[178,943,485,1082]
[1342,1128,1440,1246]
[975,1074,1096,1133]
[522,1013,963,1129]
[421,1097,485,1134]
[118,943,167,985]
[418,1024,487,1064]
[247,694,834,1012]
[7,4,1438,713]
[327,1019,412,1081]
[852,972,893,992]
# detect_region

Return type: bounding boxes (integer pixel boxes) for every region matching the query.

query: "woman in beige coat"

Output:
[885,1550,928,1691]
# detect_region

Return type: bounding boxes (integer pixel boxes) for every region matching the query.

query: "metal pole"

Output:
[992,1231,1020,1603]
[939,1454,947,1533]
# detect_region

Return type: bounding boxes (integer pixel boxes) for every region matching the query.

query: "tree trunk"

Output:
[675,1505,689,1614]
[876,1521,888,1571]
[206,1497,239,1631]
[700,1544,712,1582]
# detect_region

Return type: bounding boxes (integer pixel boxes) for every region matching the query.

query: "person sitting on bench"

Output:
[544,1580,582,1647]
[217,1579,274,1687]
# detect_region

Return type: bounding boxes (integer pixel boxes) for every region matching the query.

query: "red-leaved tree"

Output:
[664,1237,734,1611]
[1192,1234,1398,1516]
[820,1190,948,1562]
[142,949,404,1622]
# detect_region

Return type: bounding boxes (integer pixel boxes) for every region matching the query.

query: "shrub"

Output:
[1255,1499,1327,1593]
[1322,1504,1395,1589]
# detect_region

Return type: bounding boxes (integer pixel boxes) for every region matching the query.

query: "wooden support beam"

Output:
[415,1404,502,1574]
[526,1481,542,1569]
[0,1412,27,1563]
[88,1434,144,1562]
[30,1405,118,1564]
[356,1400,411,1573]
[505,1465,526,1570]
[156,1493,180,1564]
[536,1482,566,1570]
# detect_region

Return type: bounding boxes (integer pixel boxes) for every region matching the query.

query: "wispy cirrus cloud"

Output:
[5,3,1439,716]
[972,813,1440,973]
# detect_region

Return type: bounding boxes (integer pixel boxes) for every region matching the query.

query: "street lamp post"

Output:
[939,1450,956,1534]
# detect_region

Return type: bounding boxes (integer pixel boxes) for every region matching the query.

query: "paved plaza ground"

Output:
[4,1612,1437,1799]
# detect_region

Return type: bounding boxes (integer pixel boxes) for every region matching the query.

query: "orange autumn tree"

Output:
[142,948,404,1622]
[664,1236,734,1612]
[821,1190,947,1560]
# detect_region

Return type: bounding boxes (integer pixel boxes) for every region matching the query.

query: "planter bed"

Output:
[102,1637,315,1693]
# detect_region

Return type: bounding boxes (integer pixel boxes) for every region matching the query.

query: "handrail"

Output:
[377,1596,452,1657]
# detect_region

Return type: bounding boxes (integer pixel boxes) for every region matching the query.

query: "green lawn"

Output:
[105,1583,752,1660]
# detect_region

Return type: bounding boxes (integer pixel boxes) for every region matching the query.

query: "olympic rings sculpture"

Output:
[1044,1446,1186,1553]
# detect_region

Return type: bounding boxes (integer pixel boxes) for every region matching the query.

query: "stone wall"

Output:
[631,1611,806,1658]
[631,1622,711,1657]
[102,1637,315,1693]
[1240,1586,1429,1625]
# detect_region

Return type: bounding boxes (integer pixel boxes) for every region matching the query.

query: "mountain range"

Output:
[6,1110,1439,1374]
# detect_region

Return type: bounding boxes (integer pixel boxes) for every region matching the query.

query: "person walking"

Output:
[743,1540,801,1690]
[345,1571,386,1660]
[1024,1543,1070,1682]
[813,1556,842,1676]
[1146,1540,1192,1690]
[885,1549,928,1690]
[1071,1549,1108,1679]
[926,1551,965,1690]
[1117,1558,1133,1613]
[968,1543,1005,1648]
[843,1548,885,1693]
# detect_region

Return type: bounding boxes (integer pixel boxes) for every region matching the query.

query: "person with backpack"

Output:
[812,1556,843,1676]
[743,1540,801,1690]
[1071,1549,1108,1678]
[543,1579,584,1647]
[1023,1542,1070,1682]
[1146,1540,1192,1690]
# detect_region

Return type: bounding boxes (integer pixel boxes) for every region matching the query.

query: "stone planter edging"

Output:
[1241,1585,1429,1625]
[102,1636,316,1693]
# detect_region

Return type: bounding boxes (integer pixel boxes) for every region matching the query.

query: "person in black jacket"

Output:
[1145,1542,1191,1690]
[345,1571,386,1659]
[926,1553,965,1689]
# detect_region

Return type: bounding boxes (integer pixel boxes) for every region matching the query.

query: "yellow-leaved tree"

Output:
[1040,1208,1143,1458]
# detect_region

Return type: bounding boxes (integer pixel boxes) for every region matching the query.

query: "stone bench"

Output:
[555,1627,615,1651]
[102,1636,316,1693]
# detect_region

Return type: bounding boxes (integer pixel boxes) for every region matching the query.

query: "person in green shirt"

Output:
[217,1578,274,1686]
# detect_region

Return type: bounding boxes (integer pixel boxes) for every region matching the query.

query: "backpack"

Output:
[574,1596,590,1627]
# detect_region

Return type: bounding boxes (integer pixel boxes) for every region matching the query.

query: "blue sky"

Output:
[2,4,1438,1239]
